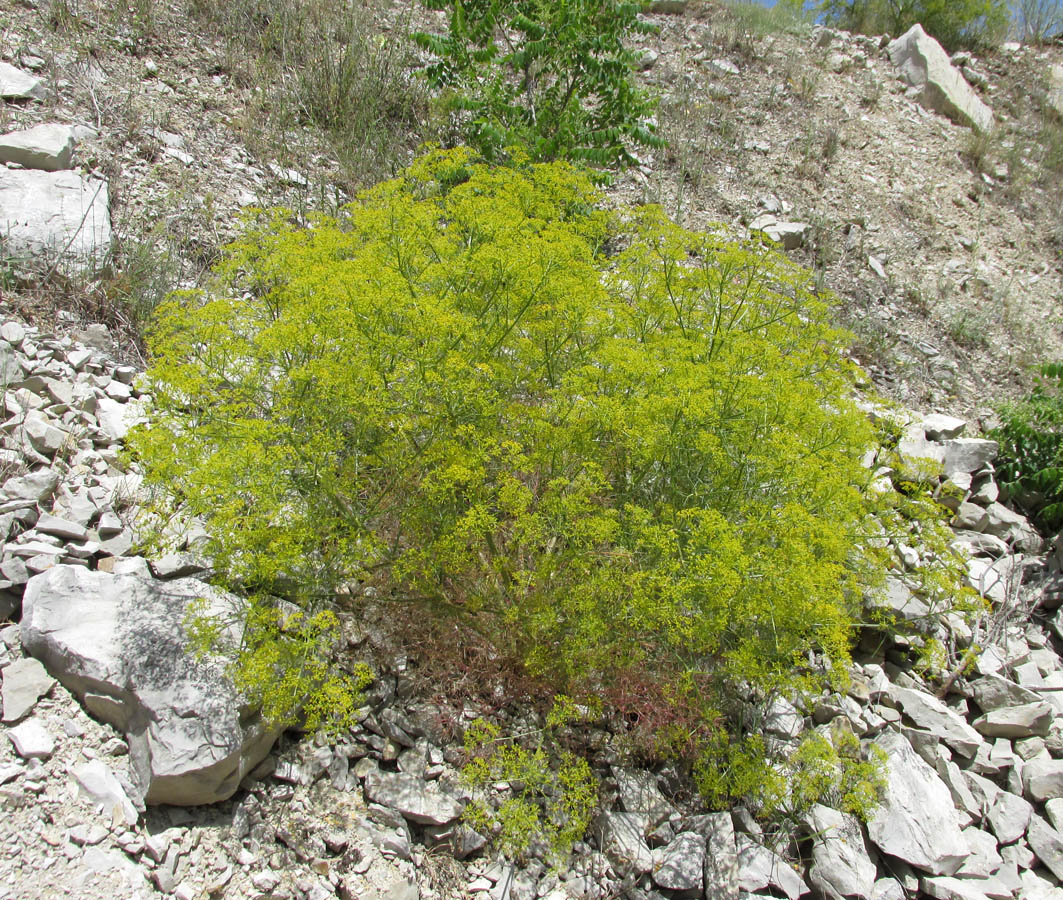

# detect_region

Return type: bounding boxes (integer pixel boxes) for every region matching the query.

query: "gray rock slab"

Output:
[867,576,930,626]
[1024,757,1063,802]
[71,759,139,826]
[21,565,279,805]
[651,831,705,893]
[889,686,983,758]
[0,61,46,100]
[973,702,1054,738]
[1027,814,1063,882]
[920,876,992,900]
[0,124,75,171]
[806,804,876,899]
[2,470,58,503]
[970,674,1042,712]
[701,811,739,900]
[922,414,966,441]
[0,168,111,275]
[736,834,809,899]
[8,718,54,758]
[1,655,55,721]
[613,767,674,826]
[34,513,89,542]
[597,811,653,874]
[363,769,463,826]
[1049,65,1063,119]
[986,788,1032,845]
[956,827,1002,878]
[942,439,999,476]
[866,731,969,874]
[887,25,993,131]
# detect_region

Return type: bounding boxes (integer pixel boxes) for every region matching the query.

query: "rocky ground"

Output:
[3,1,1063,899]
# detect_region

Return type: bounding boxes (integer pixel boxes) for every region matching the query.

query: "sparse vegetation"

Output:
[1015,0,1063,43]
[818,0,1010,51]
[993,362,1063,531]
[187,0,430,187]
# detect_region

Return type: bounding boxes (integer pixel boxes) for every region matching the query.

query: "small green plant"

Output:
[461,706,598,862]
[694,728,887,823]
[414,0,663,166]
[185,595,372,734]
[992,362,1063,530]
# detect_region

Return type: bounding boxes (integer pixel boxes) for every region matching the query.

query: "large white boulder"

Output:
[866,731,969,874]
[0,168,111,275]
[887,25,994,133]
[20,565,280,806]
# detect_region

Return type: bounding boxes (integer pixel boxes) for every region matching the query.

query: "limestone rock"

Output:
[922,414,966,441]
[973,702,1054,738]
[866,731,969,874]
[806,804,877,899]
[651,831,705,893]
[889,686,983,757]
[21,565,280,805]
[1048,65,1063,120]
[1025,757,1063,802]
[0,124,76,171]
[597,811,653,875]
[970,674,1042,712]
[7,718,55,759]
[1027,814,1063,882]
[736,834,809,899]
[942,439,998,476]
[986,789,1032,845]
[0,61,46,101]
[0,168,111,275]
[701,812,739,900]
[1,656,55,722]
[613,767,674,827]
[887,25,994,132]
[363,769,464,826]
[71,759,139,826]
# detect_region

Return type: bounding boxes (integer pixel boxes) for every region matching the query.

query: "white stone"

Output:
[7,719,55,759]
[0,169,111,275]
[887,25,993,132]
[652,831,705,892]
[597,811,653,874]
[1,656,55,722]
[806,804,877,899]
[0,61,46,100]
[866,731,969,874]
[889,686,983,757]
[736,834,809,899]
[1024,757,1063,802]
[973,702,1054,739]
[71,760,139,827]
[22,566,280,805]
[0,124,76,171]
[1027,814,1063,882]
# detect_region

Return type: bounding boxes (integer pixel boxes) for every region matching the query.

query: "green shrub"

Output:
[132,148,874,803]
[992,362,1063,531]
[414,0,663,166]
[461,705,598,862]
[818,0,1010,51]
